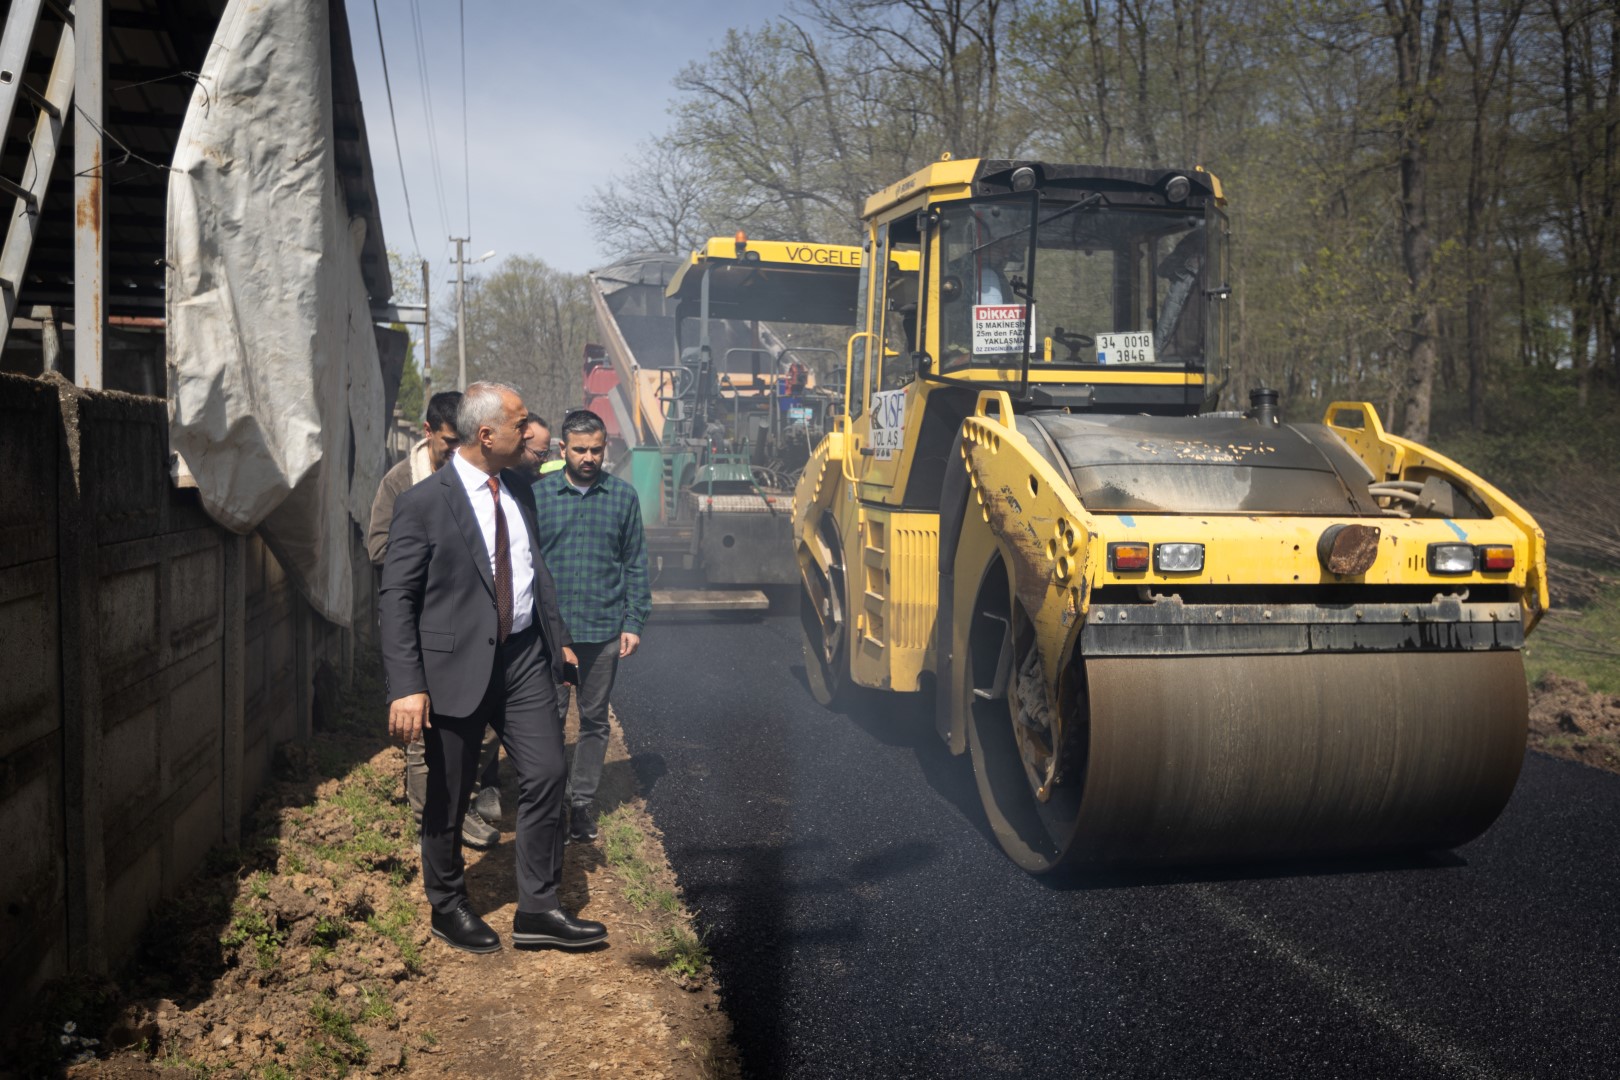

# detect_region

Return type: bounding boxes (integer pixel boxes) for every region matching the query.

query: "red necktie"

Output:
[487,477,512,642]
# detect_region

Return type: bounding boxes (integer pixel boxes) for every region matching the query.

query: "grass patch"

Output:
[260,1064,295,1080]
[366,899,422,973]
[312,915,350,948]
[358,984,395,1023]
[161,1047,219,1076]
[1526,581,1620,695]
[309,914,352,971]
[600,806,680,914]
[306,763,414,880]
[652,924,711,982]
[600,805,710,980]
[304,994,369,1074]
[221,906,286,970]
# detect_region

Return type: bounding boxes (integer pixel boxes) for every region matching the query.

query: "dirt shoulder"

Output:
[11,657,737,1080]
[1528,671,1620,775]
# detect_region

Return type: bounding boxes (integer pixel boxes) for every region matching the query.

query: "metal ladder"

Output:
[0,0,76,353]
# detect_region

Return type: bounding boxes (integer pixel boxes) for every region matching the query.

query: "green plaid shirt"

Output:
[532,471,651,642]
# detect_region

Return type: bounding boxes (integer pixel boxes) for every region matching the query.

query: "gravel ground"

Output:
[615,610,1620,1080]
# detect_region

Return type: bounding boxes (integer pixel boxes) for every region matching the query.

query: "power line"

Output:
[459,0,471,239]
[369,0,421,255]
[407,0,452,244]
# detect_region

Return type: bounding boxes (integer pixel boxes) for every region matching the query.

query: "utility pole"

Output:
[452,236,468,392]
[420,258,432,409]
[449,240,495,392]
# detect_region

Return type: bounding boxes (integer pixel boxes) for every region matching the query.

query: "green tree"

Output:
[587,0,1619,461]
[435,254,594,420]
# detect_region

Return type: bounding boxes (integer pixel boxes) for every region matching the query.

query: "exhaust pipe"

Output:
[1247,387,1280,426]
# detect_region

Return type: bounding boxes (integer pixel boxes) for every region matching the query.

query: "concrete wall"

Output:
[0,372,345,1020]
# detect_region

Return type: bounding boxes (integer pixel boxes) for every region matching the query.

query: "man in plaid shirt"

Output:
[533,409,651,843]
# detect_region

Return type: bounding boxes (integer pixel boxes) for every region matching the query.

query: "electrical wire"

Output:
[459,0,471,240]
[407,0,453,244]
[369,0,421,256]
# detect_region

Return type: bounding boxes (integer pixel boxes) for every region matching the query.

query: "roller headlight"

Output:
[1428,543,1477,574]
[1154,543,1205,573]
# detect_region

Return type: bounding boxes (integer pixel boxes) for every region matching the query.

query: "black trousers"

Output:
[420,622,565,915]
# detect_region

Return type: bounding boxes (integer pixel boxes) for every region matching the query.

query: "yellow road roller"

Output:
[792,157,1548,872]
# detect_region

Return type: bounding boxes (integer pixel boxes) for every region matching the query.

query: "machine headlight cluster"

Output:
[1107,542,1205,573]
[1427,543,1516,574]
[1155,543,1206,573]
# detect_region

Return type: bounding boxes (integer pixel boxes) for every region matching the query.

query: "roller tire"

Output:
[963,554,1084,873]
[800,580,850,709]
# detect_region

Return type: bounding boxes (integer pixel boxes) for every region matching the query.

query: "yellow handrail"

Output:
[842,331,876,483]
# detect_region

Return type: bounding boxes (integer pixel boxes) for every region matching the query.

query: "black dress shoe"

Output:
[512,908,607,949]
[430,901,501,954]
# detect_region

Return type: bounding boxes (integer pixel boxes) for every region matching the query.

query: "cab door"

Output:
[841,219,941,691]
[849,222,914,496]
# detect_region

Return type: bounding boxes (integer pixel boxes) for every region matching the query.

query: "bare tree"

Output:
[1385,0,1455,442]
[586,138,717,259]
[801,0,1015,159]
[1454,0,1525,429]
[1546,0,1620,405]
[1012,0,1117,162]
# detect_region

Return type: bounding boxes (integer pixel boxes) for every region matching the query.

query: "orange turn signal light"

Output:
[1109,542,1150,572]
[1478,544,1515,572]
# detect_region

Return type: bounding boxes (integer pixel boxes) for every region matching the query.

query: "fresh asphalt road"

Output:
[613,610,1620,1079]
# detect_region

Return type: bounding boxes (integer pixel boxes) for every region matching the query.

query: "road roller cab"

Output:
[793,156,1549,873]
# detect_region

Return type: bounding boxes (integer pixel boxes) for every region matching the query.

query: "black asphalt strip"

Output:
[615,611,1620,1079]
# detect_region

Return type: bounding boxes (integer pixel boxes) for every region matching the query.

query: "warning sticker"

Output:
[972,304,1035,355]
[1095,331,1155,365]
[869,388,906,461]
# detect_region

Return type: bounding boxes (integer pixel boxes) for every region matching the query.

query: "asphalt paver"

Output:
[614,610,1620,1079]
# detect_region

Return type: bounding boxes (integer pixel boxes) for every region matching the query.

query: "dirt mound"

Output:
[1529,672,1620,773]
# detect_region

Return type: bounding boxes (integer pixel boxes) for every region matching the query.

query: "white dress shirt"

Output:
[451,450,535,634]
[979,266,1010,304]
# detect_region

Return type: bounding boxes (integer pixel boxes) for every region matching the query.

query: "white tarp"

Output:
[166,0,386,627]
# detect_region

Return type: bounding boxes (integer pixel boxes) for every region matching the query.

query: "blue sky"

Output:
[345,0,787,279]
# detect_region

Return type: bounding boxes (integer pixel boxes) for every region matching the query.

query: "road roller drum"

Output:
[970,650,1529,872]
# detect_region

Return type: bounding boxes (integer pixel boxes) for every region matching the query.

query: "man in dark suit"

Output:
[380,381,606,953]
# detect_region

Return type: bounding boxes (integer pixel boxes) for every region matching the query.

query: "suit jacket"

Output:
[379,459,573,717]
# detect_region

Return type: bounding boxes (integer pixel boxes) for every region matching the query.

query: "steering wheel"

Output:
[1050,326,1095,362]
